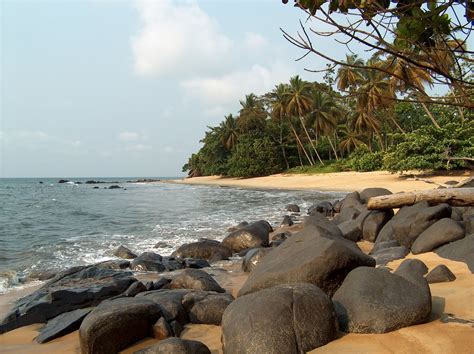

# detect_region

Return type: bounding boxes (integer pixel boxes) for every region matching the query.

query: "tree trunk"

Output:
[298,114,325,165]
[290,122,313,166]
[279,123,290,169]
[367,188,474,210]
[389,115,406,134]
[327,136,339,160]
[419,99,441,129]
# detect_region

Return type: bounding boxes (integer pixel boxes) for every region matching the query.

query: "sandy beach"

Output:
[169,171,473,194]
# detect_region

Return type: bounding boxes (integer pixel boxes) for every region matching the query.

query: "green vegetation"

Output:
[183,2,473,178]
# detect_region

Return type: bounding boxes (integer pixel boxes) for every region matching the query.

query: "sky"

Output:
[0,0,344,178]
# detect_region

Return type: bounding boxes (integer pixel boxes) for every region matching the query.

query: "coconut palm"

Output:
[336,55,365,92]
[219,114,239,150]
[286,75,324,165]
[237,93,267,133]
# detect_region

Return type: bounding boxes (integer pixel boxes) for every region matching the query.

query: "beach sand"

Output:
[169,171,472,193]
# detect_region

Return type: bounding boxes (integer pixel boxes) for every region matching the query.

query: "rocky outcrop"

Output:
[376,201,451,248]
[172,240,232,262]
[36,308,92,343]
[238,217,375,297]
[222,220,271,253]
[0,266,135,334]
[135,338,211,354]
[222,283,338,354]
[411,218,465,254]
[182,291,234,325]
[332,266,431,333]
[169,269,225,293]
[79,297,161,354]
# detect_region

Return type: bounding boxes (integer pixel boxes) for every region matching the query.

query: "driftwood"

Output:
[367,188,474,210]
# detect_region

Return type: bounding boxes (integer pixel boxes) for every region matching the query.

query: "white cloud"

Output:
[132,0,232,77]
[118,131,140,142]
[1,130,82,150]
[123,143,152,152]
[181,62,294,106]
[243,32,268,51]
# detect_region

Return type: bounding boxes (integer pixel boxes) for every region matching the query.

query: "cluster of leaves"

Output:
[346,145,384,172]
[383,121,474,172]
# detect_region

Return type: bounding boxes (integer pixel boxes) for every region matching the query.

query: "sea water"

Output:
[0,178,345,293]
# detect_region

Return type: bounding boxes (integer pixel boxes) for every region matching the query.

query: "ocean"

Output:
[0,178,345,293]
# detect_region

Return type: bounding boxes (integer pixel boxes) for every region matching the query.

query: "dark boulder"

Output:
[182,291,234,325]
[340,191,362,210]
[376,202,452,248]
[338,219,362,242]
[169,269,224,293]
[170,320,184,337]
[280,215,294,227]
[332,206,361,225]
[425,265,456,283]
[362,210,393,242]
[153,277,171,290]
[108,185,122,189]
[394,259,429,284]
[123,281,147,297]
[435,234,474,272]
[359,187,392,204]
[238,219,375,297]
[308,201,334,217]
[172,240,232,262]
[131,252,165,272]
[183,258,210,269]
[0,266,135,334]
[58,179,69,183]
[242,248,272,273]
[369,240,399,255]
[222,221,270,253]
[332,266,431,333]
[137,289,190,324]
[135,338,211,354]
[237,247,260,257]
[286,204,300,212]
[411,218,465,254]
[370,246,409,266]
[79,297,161,354]
[36,308,92,343]
[113,245,137,259]
[222,283,338,354]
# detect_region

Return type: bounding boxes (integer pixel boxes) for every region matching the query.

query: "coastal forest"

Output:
[183,1,473,178]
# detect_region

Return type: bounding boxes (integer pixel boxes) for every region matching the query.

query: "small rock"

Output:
[286,204,300,212]
[131,252,164,272]
[425,265,456,283]
[113,245,137,260]
[152,317,172,340]
[183,258,210,269]
[280,215,294,227]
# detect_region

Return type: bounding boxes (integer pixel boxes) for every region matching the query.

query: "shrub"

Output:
[347,145,384,172]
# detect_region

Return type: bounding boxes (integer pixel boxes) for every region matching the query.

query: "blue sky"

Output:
[1,0,342,177]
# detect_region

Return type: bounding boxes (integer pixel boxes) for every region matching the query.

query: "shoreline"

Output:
[166,171,472,194]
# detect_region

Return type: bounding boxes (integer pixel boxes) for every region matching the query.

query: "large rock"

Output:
[79,297,161,354]
[172,240,232,262]
[362,210,393,242]
[182,291,234,325]
[425,265,456,283]
[169,269,225,293]
[411,218,465,254]
[435,234,474,272]
[242,248,272,273]
[135,338,211,354]
[36,308,92,343]
[137,289,190,324]
[376,202,451,248]
[332,266,431,333]
[308,201,334,217]
[359,187,392,204]
[113,245,137,259]
[340,191,362,210]
[370,246,409,266]
[222,221,270,253]
[222,283,338,354]
[238,217,375,297]
[131,252,165,272]
[332,206,360,225]
[0,266,135,334]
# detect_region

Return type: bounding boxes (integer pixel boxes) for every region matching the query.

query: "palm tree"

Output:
[385,54,440,129]
[237,93,267,133]
[267,83,312,166]
[286,75,324,165]
[307,89,341,159]
[338,124,364,155]
[336,55,364,91]
[219,114,239,150]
